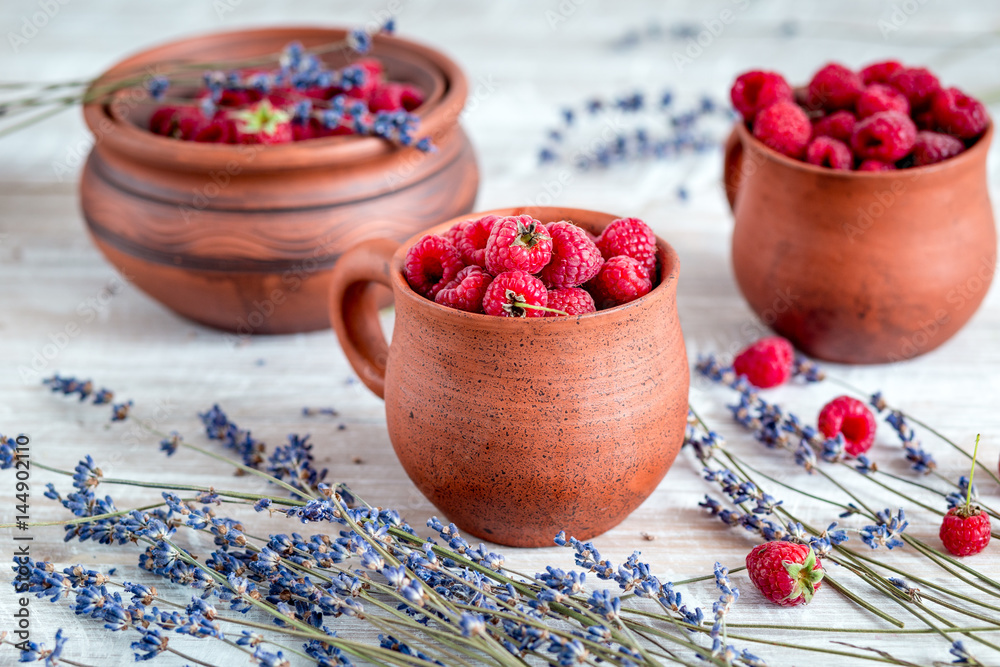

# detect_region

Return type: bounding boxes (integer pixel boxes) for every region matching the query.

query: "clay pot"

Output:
[328,206,689,547]
[725,121,996,364]
[79,27,478,334]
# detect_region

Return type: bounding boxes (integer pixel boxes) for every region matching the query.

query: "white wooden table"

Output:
[2,1,999,665]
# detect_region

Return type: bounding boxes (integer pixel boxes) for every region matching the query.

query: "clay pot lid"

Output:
[734,118,993,178]
[82,26,468,171]
[389,206,681,329]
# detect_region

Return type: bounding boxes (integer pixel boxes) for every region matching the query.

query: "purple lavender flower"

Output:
[861,509,908,550]
[347,28,372,54]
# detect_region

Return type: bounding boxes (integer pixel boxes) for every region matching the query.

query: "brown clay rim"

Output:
[388,206,680,328]
[82,26,468,171]
[734,119,993,178]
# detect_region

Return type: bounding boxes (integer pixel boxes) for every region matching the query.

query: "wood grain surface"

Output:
[1,1,999,665]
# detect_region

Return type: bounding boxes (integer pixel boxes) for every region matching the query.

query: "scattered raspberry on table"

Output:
[940,506,991,557]
[732,336,795,388]
[817,395,877,457]
[746,542,824,606]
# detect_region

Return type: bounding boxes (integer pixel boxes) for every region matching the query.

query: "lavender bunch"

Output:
[8,373,998,666]
[6,378,782,667]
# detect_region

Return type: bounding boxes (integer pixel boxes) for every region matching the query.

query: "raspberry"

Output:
[805,136,852,170]
[806,63,864,111]
[586,256,652,309]
[291,118,325,142]
[857,159,896,172]
[538,221,604,288]
[817,396,877,456]
[455,215,499,269]
[913,109,937,131]
[746,543,824,606]
[151,107,214,141]
[811,110,856,143]
[545,288,596,316]
[482,271,548,318]
[369,82,424,112]
[230,100,293,145]
[434,266,493,313]
[193,118,235,143]
[860,60,904,85]
[940,506,991,557]
[856,84,910,119]
[912,131,965,167]
[484,215,553,275]
[215,87,263,109]
[595,217,657,278]
[888,66,941,111]
[443,219,466,247]
[850,111,917,162]
[930,87,989,140]
[403,234,464,299]
[752,100,811,159]
[730,70,794,121]
[150,106,183,137]
[732,336,794,388]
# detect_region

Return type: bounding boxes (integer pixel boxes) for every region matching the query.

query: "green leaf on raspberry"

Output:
[782,547,824,604]
[230,99,291,137]
[511,220,548,250]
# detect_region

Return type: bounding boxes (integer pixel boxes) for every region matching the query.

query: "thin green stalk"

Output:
[627,616,911,666]
[0,105,70,137]
[165,647,218,667]
[725,623,1000,634]
[822,573,905,629]
[0,500,166,529]
[903,534,1000,592]
[0,639,97,667]
[671,566,747,586]
[28,460,306,506]
[850,549,1000,612]
[173,436,315,500]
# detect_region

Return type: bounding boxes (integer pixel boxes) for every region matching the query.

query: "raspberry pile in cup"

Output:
[731,61,989,170]
[149,57,423,145]
[403,215,659,317]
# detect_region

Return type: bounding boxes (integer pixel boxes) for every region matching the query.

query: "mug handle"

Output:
[723,127,744,212]
[328,238,400,399]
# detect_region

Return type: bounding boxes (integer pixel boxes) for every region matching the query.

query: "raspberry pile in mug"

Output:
[731,61,988,170]
[403,215,659,317]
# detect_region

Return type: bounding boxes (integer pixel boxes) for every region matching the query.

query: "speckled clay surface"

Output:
[329,207,689,547]
[79,27,478,334]
[725,121,996,364]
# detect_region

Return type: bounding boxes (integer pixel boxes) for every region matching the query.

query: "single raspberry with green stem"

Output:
[940,433,991,557]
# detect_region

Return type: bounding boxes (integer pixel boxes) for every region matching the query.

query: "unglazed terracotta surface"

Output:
[725,121,997,364]
[79,27,479,334]
[329,206,689,547]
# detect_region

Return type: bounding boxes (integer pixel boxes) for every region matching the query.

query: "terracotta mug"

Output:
[329,206,689,547]
[725,121,996,364]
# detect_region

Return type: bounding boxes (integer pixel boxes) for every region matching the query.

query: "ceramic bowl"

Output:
[79,26,479,334]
